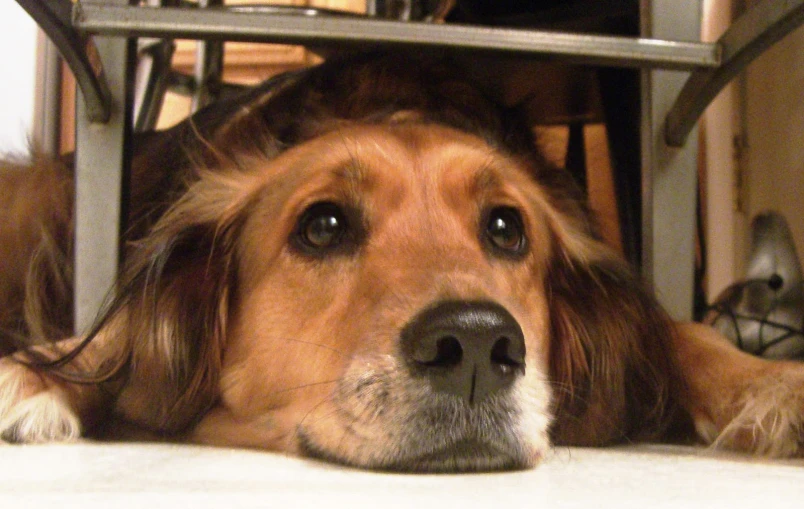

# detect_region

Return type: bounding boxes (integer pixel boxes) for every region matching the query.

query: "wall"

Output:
[744,21,804,270]
[702,2,804,298]
[0,2,37,154]
[702,0,744,299]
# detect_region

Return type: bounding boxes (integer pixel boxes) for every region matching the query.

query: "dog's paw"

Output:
[0,359,82,443]
[704,368,804,457]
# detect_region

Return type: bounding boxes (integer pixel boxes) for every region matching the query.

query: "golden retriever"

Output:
[0,51,803,472]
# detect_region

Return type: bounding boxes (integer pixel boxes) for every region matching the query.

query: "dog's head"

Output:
[105,52,680,472]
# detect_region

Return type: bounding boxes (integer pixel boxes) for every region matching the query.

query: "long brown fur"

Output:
[0,51,802,471]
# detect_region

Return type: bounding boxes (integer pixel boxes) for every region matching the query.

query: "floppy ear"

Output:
[99,171,250,433]
[545,248,686,446]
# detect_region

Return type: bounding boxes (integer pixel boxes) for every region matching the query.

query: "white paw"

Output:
[0,360,82,443]
[710,370,804,457]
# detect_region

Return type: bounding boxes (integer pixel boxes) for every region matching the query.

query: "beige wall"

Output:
[702,0,743,299]
[0,3,37,153]
[703,1,804,299]
[743,21,804,274]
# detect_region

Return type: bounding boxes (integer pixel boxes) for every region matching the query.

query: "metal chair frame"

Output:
[15,0,804,330]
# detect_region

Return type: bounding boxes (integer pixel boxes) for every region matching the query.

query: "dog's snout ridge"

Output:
[401,301,526,404]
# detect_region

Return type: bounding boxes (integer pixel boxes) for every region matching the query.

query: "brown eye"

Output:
[296,202,348,252]
[485,207,527,256]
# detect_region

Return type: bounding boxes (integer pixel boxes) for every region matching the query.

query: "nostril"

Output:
[421,336,463,367]
[400,300,526,403]
[490,336,525,369]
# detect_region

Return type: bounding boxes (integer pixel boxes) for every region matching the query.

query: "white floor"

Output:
[1,442,802,508]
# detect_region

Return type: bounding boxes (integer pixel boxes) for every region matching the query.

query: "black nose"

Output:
[401,301,526,405]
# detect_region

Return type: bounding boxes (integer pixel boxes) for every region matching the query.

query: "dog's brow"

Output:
[473,165,504,194]
[332,161,370,196]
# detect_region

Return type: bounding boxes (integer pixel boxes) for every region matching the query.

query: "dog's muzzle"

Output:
[401,300,526,404]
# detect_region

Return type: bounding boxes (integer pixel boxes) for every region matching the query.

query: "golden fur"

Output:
[0,52,802,471]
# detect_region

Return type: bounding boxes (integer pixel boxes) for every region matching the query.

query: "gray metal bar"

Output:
[665,0,804,146]
[16,0,111,123]
[133,38,175,132]
[640,0,702,321]
[73,3,720,70]
[192,0,225,111]
[73,0,133,334]
[32,33,62,155]
[133,0,179,132]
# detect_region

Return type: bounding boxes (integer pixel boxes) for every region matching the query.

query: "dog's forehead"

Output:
[263,122,540,206]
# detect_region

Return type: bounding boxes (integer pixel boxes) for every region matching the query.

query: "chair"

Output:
[15,0,804,331]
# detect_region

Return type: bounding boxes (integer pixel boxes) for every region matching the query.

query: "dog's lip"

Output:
[385,439,532,473]
[298,432,532,473]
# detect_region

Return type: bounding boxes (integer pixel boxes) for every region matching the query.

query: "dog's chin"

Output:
[292,354,552,472]
[297,433,539,473]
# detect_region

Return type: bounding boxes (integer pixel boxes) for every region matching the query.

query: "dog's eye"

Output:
[295,202,349,253]
[485,207,527,256]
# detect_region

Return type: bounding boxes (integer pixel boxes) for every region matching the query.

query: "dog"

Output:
[0,51,803,472]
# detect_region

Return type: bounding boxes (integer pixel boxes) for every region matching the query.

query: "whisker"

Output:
[271,378,341,396]
[336,410,362,460]
[281,337,347,357]
[289,393,342,452]
[547,378,594,407]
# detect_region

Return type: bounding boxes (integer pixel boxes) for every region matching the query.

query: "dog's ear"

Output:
[545,241,685,446]
[97,171,250,433]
